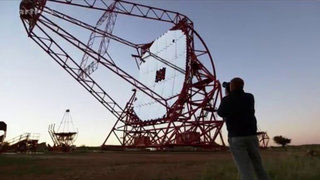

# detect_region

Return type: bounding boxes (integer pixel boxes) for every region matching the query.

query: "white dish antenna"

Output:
[133,29,187,120]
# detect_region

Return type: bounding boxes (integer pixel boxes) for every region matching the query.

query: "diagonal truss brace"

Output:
[48,0,191,25]
[23,20,124,119]
[37,14,168,108]
[79,1,118,78]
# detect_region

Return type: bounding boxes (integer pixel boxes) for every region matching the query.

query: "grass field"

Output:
[0,146,319,180]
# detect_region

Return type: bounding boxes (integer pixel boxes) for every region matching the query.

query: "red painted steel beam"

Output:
[47,0,192,25]
[20,0,226,149]
[37,14,169,108]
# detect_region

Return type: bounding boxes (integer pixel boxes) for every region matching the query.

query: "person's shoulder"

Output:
[244,92,254,99]
[244,92,254,97]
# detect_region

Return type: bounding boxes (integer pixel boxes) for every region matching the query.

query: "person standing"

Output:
[218,77,270,180]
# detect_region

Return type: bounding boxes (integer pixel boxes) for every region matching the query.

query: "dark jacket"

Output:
[217,89,257,137]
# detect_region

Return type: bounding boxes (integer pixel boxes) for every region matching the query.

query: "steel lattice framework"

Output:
[48,109,78,151]
[257,131,270,149]
[20,0,225,150]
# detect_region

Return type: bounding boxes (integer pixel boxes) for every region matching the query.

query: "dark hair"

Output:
[230,77,244,90]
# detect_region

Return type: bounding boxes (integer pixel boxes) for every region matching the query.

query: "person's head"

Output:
[230,77,244,92]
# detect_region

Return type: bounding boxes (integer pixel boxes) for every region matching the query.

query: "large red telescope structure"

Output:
[20,0,225,150]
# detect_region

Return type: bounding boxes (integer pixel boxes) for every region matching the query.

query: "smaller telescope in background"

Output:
[48,109,78,152]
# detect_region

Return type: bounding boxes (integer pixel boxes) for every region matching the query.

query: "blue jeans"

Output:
[229,135,270,180]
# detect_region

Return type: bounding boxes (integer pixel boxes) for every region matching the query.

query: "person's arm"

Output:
[217,97,229,118]
[248,93,255,114]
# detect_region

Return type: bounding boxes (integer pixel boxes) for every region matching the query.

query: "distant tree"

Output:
[273,136,291,148]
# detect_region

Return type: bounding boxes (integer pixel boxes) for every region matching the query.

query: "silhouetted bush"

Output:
[273,136,291,149]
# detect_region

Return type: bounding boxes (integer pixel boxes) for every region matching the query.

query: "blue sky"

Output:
[0,0,319,146]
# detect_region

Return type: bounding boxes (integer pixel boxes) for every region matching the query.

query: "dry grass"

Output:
[0,147,319,180]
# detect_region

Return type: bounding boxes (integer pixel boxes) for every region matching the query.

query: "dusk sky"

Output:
[1,0,319,146]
